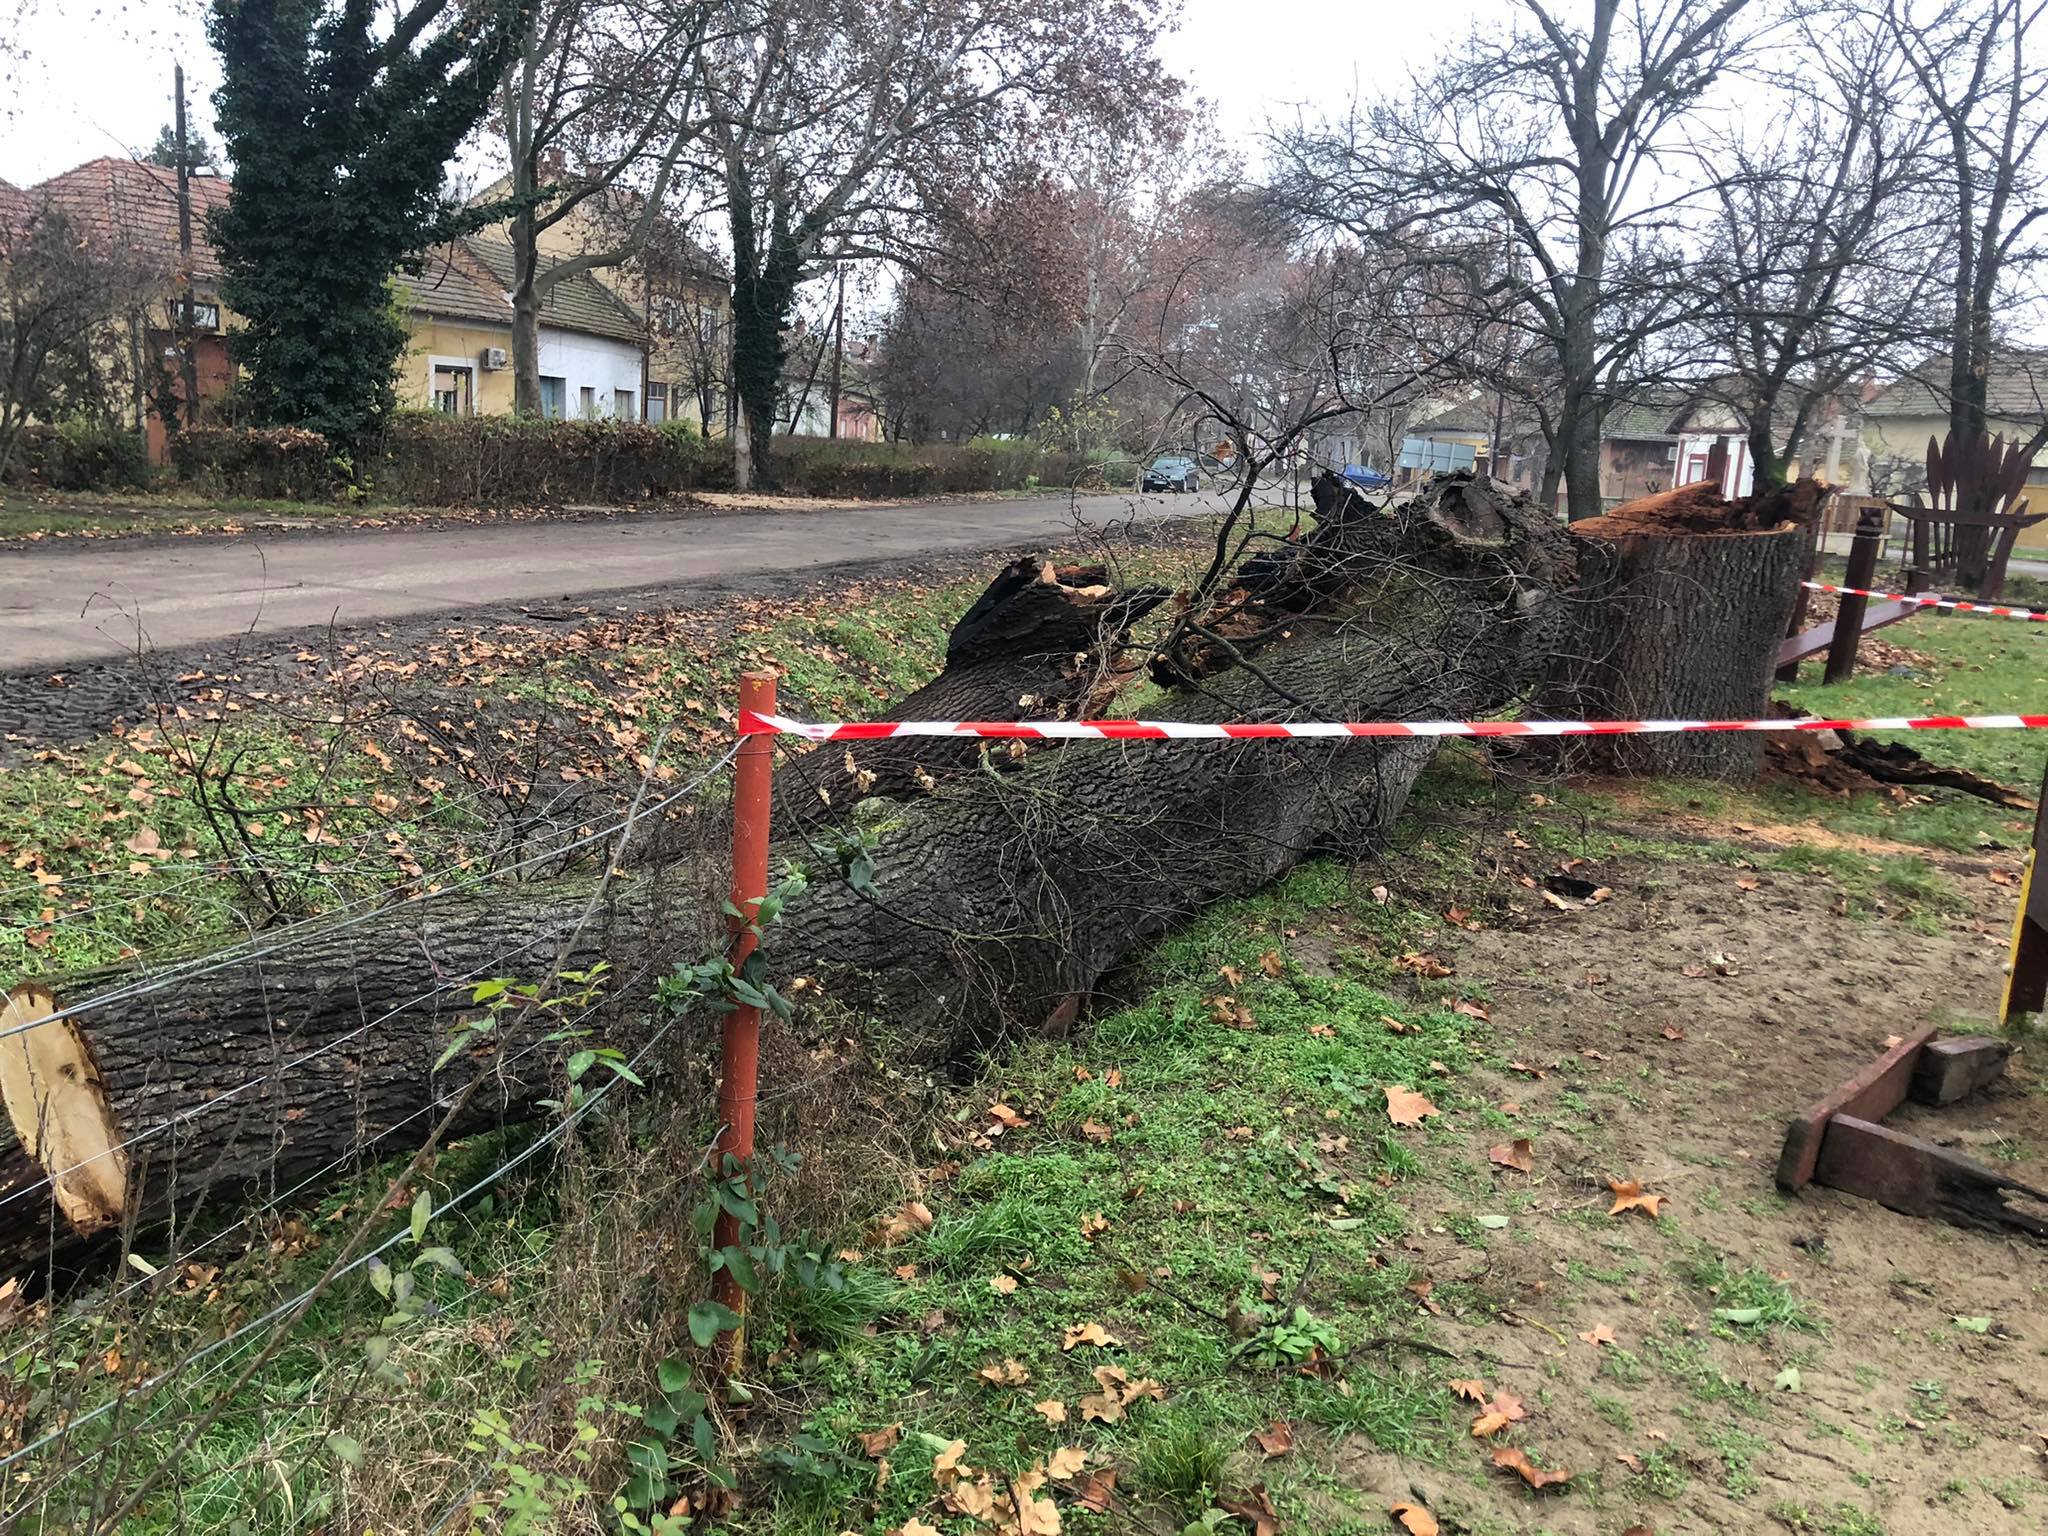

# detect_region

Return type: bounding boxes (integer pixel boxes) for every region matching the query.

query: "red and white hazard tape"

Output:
[743,710,2048,743]
[1801,580,2048,622]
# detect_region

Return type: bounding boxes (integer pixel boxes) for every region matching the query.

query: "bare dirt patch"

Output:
[1346,850,2046,1535]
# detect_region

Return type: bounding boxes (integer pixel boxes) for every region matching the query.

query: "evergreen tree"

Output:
[143,123,221,174]
[206,0,519,447]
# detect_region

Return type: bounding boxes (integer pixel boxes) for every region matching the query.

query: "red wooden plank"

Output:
[1775,1024,1937,1190]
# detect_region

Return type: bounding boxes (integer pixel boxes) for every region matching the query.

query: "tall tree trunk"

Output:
[512,275,543,418]
[1747,415,1787,493]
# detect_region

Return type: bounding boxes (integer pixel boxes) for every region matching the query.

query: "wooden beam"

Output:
[1775,1025,1937,1190]
[1812,1115,2048,1240]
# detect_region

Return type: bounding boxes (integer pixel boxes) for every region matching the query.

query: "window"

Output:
[615,388,635,422]
[580,386,597,419]
[431,364,473,416]
[539,376,566,419]
[646,383,667,424]
[700,310,718,347]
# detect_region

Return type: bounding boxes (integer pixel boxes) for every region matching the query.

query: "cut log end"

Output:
[0,987,125,1234]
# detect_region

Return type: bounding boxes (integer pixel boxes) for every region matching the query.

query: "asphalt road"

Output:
[0,491,1234,672]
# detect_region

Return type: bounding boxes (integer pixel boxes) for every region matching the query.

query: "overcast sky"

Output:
[0,0,1489,186]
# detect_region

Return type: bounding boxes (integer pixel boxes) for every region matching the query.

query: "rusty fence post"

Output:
[1824,505,1883,685]
[714,670,776,1346]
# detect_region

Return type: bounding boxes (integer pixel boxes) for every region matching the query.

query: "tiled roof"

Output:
[1865,350,2048,422]
[1601,393,1685,441]
[394,243,515,328]
[457,237,645,344]
[32,157,231,282]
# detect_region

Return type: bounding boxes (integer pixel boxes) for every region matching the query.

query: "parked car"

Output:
[1341,463,1391,491]
[1142,454,1201,493]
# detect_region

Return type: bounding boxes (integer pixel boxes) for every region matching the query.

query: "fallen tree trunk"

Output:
[771,557,1166,833]
[1536,479,1816,779]
[0,475,1572,1278]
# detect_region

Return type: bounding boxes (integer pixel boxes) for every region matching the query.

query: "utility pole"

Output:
[826,267,845,440]
[173,63,200,435]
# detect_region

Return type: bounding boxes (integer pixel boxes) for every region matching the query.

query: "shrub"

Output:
[366,413,719,505]
[3,419,152,491]
[168,425,343,500]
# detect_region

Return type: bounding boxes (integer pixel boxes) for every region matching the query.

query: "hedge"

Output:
[158,415,1104,505]
[2,420,152,492]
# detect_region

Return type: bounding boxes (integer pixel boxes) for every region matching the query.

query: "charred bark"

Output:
[0,475,1572,1278]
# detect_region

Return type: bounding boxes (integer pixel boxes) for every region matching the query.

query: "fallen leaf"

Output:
[1390,1501,1440,1536]
[1607,1179,1667,1219]
[1487,1389,1527,1423]
[1661,1024,1686,1041]
[931,1439,969,1485]
[1451,998,1491,1022]
[1258,949,1285,978]
[1385,1085,1439,1127]
[1448,1378,1489,1404]
[1080,1119,1114,1143]
[893,1520,942,1536]
[1251,1420,1294,1458]
[988,1102,1031,1130]
[1032,1399,1067,1424]
[1680,964,1710,979]
[1577,1323,1616,1347]
[1060,1321,1120,1351]
[1470,1409,1512,1438]
[123,825,161,856]
[1491,1444,1571,1489]
[879,1201,933,1245]
[1382,1015,1417,1035]
[990,1274,1019,1295]
[1073,1466,1119,1513]
[1773,1365,1802,1393]
[856,1424,902,1457]
[1307,1022,1337,1038]
[1079,1211,1110,1238]
[1047,1445,1089,1480]
[1218,1484,1279,1536]
[1218,963,1246,986]
[1735,877,1759,891]
[978,1358,1031,1386]
[1615,1451,1643,1474]
[1397,951,1454,978]
[1489,1138,1534,1173]
[1079,1391,1123,1424]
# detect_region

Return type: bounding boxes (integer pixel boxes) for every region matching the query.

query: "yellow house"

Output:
[1861,350,2048,548]
[393,236,649,420]
[470,179,731,432]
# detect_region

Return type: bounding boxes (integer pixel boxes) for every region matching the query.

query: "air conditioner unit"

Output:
[481,347,509,370]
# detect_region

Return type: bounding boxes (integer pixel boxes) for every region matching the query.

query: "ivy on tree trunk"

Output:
[207,0,520,450]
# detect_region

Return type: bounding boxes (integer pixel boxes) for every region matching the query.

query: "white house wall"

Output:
[536,328,644,418]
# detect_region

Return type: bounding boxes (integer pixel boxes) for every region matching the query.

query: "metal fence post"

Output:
[714,671,776,1340]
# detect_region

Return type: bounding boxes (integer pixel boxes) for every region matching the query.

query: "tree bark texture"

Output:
[1536,480,1816,778]
[771,558,1168,833]
[0,476,1575,1276]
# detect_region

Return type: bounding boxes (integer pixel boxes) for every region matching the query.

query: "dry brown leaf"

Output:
[1607,1179,1668,1219]
[1382,1014,1417,1035]
[1488,1138,1534,1173]
[1073,1466,1119,1514]
[1307,1022,1336,1038]
[988,1102,1031,1130]
[878,1201,933,1245]
[1033,1399,1067,1423]
[978,1357,1031,1386]
[1577,1323,1616,1348]
[1258,949,1285,978]
[1451,998,1491,1022]
[1448,1378,1489,1404]
[1079,1211,1110,1238]
[1104,1068,1122,1088]
[1047,1446,1088,1480]
[1735,877,1759,891]
[1218,1484,1279,1536]
[1661,1024,1686,1041]
[990,1274,1019,1295]
[1470,1409,1512,1438]
[1487,1389,1527,1424]
[1218,964,1245,986]
[892,1520,942,1536]
[931,1438,969,1485]
[1061,1321,1120,1351]
[123,825,161,856]
[856,1423,902,1457]
[1080,1120,1114,1143]
[1397,951,1454,978]
[1251,1420,1294,1458]
[1615,1452,1644,1474]
[1384,1085,1439,1127]
[1390,1501,1441,1536]
[1491,1444,1571,1489]
[1078,1391,1123,1424]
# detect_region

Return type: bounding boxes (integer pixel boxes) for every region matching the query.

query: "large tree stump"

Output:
[1537,480,1816,779]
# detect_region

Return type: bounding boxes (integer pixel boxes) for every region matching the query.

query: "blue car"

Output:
[1342,464,1391,491]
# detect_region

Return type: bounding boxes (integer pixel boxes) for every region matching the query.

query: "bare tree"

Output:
[1693,9,1947,487]
[498,0,720,415]
[1887,0,2048,447]
[1274,0,1756,520]
[0,192,151,480]
[691,0,1175,488]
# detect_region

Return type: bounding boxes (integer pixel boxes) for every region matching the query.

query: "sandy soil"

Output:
[1332,841,2046,1535]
